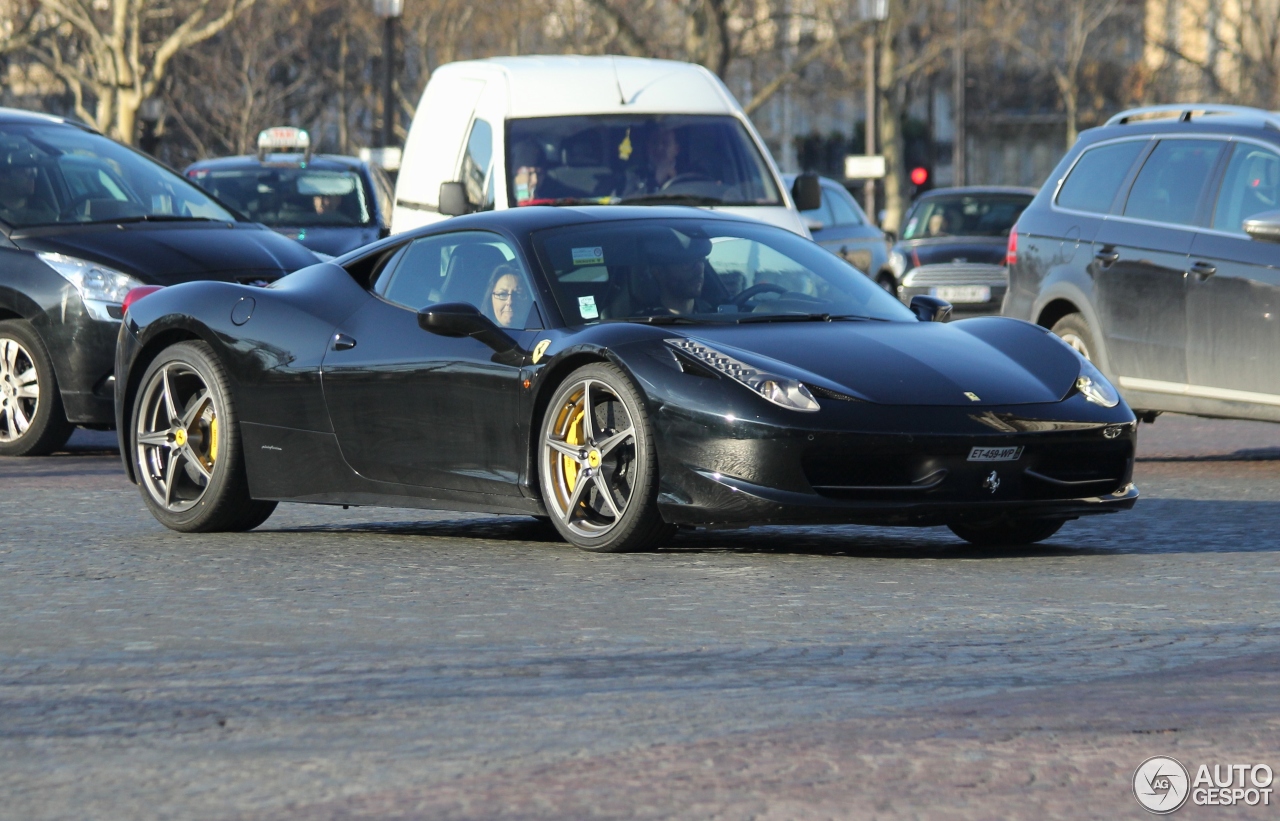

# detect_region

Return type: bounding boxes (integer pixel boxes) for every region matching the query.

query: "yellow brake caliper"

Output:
[208,415,218,464]
[563,404,585,495]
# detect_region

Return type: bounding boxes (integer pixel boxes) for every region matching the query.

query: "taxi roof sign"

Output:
[257,127,312,162]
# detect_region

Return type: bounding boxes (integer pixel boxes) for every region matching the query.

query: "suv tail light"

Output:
[123,286,164,315]
[1006,226,1019,266]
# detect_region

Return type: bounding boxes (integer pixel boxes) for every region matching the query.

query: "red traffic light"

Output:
[910,166,929,186]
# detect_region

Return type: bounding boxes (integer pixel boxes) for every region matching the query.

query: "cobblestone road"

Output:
[2,415,1279,820]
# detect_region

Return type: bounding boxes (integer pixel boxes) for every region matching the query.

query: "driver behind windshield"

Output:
[624,126,683,197]
[0,150,53,225]
[630,231,714,316]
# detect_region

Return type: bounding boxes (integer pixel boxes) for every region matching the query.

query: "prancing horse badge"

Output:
[983,470,1000,493]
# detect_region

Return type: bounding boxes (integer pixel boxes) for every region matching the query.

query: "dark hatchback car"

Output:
[783,173,888,277]
[0,108,319,455]
[1005,104,1280,423]
[887,187,1035,316]
[184,131,393,258]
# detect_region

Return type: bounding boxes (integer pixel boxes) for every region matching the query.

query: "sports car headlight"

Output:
[666,338,821,412]
[38,252,143,322]
[1075,358,1120,408]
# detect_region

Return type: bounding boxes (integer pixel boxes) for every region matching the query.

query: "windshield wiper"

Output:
[619,193,727,206]
[608,315,707,325]
[111,215,223,224]
[736,312,832,324]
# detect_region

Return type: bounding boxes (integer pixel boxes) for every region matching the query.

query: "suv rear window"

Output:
[1055,140,1146,213]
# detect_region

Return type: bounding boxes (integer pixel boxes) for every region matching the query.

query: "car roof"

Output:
[0,106,95,131]
[1078,112,1280,146]
[185,154,368,173]
[434,56,737,119]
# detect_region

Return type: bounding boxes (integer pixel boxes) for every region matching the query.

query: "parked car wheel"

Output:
[539,363,674,552]
[0,320,74,456]
[1051,313,1098,362]
[132,341,276,532]
[948,518,1064,546]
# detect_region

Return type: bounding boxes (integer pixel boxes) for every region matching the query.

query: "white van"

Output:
[391,55,818,236]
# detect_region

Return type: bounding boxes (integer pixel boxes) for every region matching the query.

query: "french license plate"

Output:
[932,285,991,303]
[968,446,1023,462]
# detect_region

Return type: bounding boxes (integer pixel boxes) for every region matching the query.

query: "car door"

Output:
[1187,141,1280,398]
[1092,138,1224,385]
[321,230,540,494]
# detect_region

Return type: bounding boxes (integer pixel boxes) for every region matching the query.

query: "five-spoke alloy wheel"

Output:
[133,341,275,532]
[0,320,73,456]
[539,363,673,552]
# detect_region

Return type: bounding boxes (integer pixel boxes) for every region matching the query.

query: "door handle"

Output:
[1190,260,1217,278]
[331,333,357,351]
[1094,248,1120,264]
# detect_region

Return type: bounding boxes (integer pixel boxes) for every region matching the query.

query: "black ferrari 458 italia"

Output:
[115,206,1138,551]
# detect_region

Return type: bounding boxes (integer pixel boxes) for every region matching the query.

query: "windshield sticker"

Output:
[578,295,599,320]
[572,246,605,266]
[618,128,633,161]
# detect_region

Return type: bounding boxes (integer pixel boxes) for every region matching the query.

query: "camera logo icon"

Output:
[1134,756,1191,814]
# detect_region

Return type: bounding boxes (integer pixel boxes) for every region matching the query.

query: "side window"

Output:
[461,119,494,211]
[800,185,833,227]
[1124,139,1223,226]
[826,186,864,226]
[1212,143,1280,234]
[376,232,537,328]
[1055,140,1147,213]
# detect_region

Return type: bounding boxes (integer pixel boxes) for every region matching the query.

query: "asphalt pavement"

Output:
[2,415,1279,820]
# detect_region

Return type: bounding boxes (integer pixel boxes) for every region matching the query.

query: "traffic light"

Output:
[910,166,929,187]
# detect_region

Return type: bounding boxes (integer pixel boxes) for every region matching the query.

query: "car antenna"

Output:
[611,56,627,106]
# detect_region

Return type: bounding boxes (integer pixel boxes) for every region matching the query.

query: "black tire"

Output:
[0,319,74,456]
[538,363,674,552]
[948,518,1064,547]
[1050,312,1097,362]
[131,340,276,532]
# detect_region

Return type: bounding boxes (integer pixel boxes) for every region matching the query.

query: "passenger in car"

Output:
[0,152,52,225]
[484,262,532,328]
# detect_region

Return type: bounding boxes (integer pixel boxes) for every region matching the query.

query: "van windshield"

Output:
[506,115,782,208]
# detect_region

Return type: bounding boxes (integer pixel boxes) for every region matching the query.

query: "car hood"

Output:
[13,221,319,284]
[675,316,1080,406]
[272,225,383,257]
[900,236,1007,267]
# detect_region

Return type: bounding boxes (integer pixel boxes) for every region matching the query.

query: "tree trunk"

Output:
[1063,83,1078,148]
[878,23,907,234]
[114,89,141,145]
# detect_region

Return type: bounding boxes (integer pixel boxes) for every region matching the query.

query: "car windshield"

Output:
[0,123,234,228]
[187,166,373,227]
[533,218,915,326]
[901,193,1032,240]
[506,115,782,208]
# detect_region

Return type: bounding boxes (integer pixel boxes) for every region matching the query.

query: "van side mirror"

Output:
[438,182,472,217]
[791,173,822,212]
[418,302,517,353]
[909,295,952,323]
[1243,210,1280,243]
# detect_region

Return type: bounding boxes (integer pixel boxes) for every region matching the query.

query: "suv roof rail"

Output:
[1105,103,1280,130]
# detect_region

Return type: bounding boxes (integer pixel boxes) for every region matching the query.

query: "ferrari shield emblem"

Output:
[532,339,551,363]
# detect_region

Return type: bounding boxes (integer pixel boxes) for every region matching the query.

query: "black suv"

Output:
[1005,104,1280,423]
[0,108,318,455]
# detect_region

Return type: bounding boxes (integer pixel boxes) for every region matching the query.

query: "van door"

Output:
[1187,141,1280,400]
[392,75,486,233]
[1093,139,1224,386]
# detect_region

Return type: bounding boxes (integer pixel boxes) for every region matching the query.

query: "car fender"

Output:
[1031,275,1114,378]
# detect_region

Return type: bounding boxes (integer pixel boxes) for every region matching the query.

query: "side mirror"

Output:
[1243,209,1280,243]
[909,294,952,323]
[791,173,822,212]
[418,302,517,353]
[438,181,472,217]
